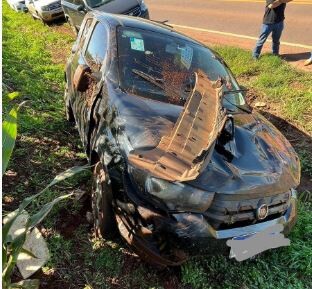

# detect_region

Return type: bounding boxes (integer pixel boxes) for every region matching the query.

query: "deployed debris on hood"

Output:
[128,70,227,182]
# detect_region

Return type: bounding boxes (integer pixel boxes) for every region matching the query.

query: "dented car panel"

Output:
[64,12,300,266]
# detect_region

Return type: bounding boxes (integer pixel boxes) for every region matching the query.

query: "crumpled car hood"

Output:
[114,90,300,196]
[189,113,300,196]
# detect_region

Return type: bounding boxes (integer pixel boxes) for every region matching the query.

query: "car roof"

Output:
[89,10,204,47]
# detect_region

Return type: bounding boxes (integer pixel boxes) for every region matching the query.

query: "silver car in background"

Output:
[61,0,149,34]
[25,0,64,23]
[7,0,28,12]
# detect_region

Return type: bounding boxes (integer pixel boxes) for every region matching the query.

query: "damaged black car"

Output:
[64,11,301,266]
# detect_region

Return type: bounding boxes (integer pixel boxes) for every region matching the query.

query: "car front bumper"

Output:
[171,193,297,241]
[118,175,297,265]
[40,8,64,21]
[15,4,28,12]
[166,194,297,255]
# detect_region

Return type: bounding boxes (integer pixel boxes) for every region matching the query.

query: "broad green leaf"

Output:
[3,244,8,270]
[46,165,91,189]
[2,106,18,174]
[18,165,90,212]
[4,166,89,243]
[3,232,27,278]
[2,210,20,245]
[2,165,90,283]
[27,193,73,229]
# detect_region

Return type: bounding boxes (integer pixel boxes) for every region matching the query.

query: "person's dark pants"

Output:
[253,21,284,58]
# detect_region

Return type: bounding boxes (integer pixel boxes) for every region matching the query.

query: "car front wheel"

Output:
[92,162,116,238]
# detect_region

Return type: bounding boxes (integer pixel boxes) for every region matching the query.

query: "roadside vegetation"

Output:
[215,46,312,135]
[2,1,312,288]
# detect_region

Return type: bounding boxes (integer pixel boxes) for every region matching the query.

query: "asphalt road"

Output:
[145,0,312,48]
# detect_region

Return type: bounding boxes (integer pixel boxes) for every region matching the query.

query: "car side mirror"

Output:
[76,4,86,12]
[73,64,91,92]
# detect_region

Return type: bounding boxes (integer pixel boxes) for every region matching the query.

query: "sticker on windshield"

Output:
[122,30,142,39]
[180,46,193,69]
[130,37,145,52]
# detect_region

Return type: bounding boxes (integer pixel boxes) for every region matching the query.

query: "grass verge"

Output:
[2,2,312,288]
[214,46,312,135]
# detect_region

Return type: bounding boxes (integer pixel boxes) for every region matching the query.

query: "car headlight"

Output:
[145,177,215,212]
[140,0,148,11]
[41,5,50,11]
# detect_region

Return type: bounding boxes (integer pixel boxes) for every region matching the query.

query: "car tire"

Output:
[67,17,78,36]
[92,162,116,239]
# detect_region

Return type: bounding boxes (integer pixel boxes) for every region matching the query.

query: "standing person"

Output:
[304,52,312,66]
[253,0,293,59]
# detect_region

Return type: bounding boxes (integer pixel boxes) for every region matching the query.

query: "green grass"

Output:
[214,46,312,134]
[181,202,312,289]
[2,2,312,289]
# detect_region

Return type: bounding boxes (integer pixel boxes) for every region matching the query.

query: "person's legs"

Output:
[271,21,284,56]
[253,24,272,58]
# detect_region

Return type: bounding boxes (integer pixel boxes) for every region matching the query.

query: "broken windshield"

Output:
[117,27,246,111]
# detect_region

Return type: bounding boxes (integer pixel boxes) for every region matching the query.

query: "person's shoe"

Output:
[304,58,312,66]
[252,54,259,60]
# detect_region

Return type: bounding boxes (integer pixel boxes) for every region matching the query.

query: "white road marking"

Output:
[171,24,312,49]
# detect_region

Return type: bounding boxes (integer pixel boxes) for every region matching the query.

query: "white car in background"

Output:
[25,0,64,23]
[7,0,28,12]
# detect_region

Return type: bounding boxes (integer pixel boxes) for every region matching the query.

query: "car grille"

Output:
[48,1,61,10]
[124,5,141,17]
[204,190,291,229]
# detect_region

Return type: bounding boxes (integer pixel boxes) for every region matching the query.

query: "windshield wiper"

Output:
[223,96,251,114]
[132,69,164,89]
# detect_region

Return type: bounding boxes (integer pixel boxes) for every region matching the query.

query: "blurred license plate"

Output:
[227,224,290,261]
[232,233,256,241]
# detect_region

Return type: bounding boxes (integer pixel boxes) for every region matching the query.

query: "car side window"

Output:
[84,22,108,71]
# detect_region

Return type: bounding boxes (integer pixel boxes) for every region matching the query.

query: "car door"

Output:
[71,20,109,150]
[62,0,87,30]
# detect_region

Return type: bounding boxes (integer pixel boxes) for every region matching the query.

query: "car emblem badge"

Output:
[256,204,269,220]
